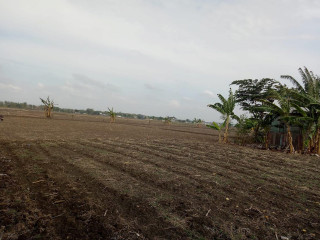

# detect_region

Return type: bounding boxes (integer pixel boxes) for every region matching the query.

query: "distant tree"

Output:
[107,107,116,123]
[40,96,55,118]
[86,108,95,115]
[137,114,145,119]
[193,118,203,127]
[164,116,172,125]
[208,88,238,143]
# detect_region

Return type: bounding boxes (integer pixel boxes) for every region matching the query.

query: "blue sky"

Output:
[0,0,319,121]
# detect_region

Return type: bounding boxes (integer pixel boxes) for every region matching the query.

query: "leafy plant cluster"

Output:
[193,118,203,127]
[207,67,320,154]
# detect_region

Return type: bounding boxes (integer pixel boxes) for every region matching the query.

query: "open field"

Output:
[0,109,320,239]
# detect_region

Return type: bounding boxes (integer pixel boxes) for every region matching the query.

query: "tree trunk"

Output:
[264,131,269,149]
[310,130,318,153]
[254,123,260,142]
[286,124,295,153]
[223,116,230,143]
[316,128,320,155]
[309,134,314,153]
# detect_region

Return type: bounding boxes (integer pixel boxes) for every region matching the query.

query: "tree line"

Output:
[0,99,186,122]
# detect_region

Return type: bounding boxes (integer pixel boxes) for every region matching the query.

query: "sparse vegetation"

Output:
[107,107,116,123]
[164,116,172,125]
[40,96,55,118]
[192,118,203,127]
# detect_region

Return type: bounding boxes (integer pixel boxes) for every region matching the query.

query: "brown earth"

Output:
[0,109,319,239]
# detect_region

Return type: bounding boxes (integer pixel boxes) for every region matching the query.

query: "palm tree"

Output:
[107,107,116,123]
[40,96,55,118]
[208,88,237,143]
[281,67,320,153]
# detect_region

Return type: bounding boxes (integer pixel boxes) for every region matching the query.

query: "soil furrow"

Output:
[110,138,320,179]
[36,141,192,239]
[47,141,233,239]
[75,139,320,221]
[89,139,320,204]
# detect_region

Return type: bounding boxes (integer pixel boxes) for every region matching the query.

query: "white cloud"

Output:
[37,82,44,89]
[0,83,21,92]
[169,100,180,108]
[203,90,214,97]
[59,74,119,101]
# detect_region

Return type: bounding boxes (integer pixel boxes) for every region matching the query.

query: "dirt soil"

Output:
[0,110,319,239]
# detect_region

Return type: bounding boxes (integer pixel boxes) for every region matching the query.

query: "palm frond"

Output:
[206,121,221,130]
[207,103,226,114]
[260,99,285,115]
[231,114,240,122]
[217,94,227,106]
[281,75,304,93]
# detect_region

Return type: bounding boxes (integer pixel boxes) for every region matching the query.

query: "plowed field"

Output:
[0,113,319,239]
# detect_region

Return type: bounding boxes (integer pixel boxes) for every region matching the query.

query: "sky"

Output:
[0,0,319,122]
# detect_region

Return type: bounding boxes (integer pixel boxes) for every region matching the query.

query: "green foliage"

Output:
[231,78,281,142]
[206,121,226,142]
[280,67,320,153]
[193,118,202,123]
[208,88,236,117]
[107,107,116,122]
[281,67,320,100]
[193,118,203,127]
[231,78,280,114]
[206,121,223,130]
[207,89,238,143]
[234,115,256,145]
[229,67,320,152]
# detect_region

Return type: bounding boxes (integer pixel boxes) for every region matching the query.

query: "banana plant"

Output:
[208,88,237,143]
[206,121,226,143]
[282,67,320,153]
[258,87,309,153]
[40,96,55,118]
[107,107,116,123]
